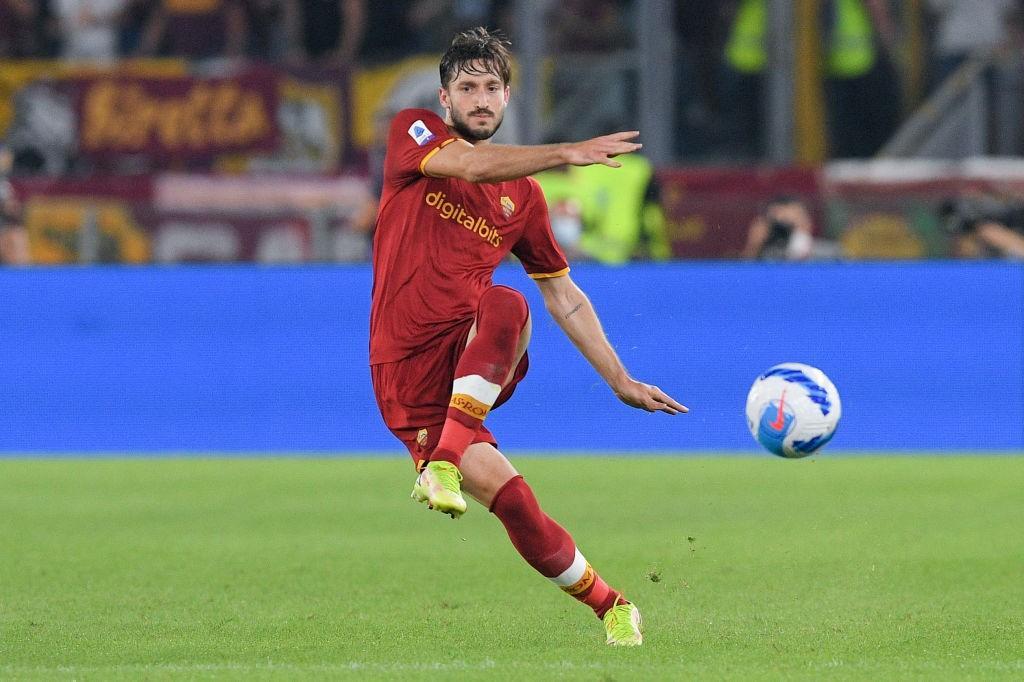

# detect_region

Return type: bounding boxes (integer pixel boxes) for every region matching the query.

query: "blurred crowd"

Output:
[2,0,1024,265]
[1,0,1022,158]
[0,0,515,64]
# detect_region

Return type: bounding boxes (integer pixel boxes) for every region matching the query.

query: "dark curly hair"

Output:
[439,27,512,89]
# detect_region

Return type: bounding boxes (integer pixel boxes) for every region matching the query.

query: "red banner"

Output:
[657,167,821,258]
[73,73,280,159]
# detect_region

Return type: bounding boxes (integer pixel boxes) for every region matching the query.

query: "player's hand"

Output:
[613,378,688,415]
[563,131,642,168]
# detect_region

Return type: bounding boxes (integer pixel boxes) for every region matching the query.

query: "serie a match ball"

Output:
[745,363,842,459]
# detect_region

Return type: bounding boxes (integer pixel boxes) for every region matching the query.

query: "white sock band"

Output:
[452,374,502,406]
[551,548,587,587]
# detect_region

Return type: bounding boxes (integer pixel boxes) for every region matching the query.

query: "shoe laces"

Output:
[430,461,463,494]
[606,603,637,639]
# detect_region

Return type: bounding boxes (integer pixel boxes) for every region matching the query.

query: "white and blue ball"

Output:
[745,363,841,458]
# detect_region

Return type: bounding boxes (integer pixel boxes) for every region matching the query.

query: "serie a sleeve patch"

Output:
[407,120,437,146]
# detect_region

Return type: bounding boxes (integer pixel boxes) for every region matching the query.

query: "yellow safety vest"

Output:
[827,0,876,77]
[725,0,767,74]
[725,0,875,77]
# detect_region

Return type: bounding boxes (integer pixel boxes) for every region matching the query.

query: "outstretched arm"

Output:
[424,132,643,184]
[534,274,688,415]
[976,221,1024,258]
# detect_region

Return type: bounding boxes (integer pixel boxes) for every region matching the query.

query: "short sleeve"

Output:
[512,178,570,279]
[383,108,458,189]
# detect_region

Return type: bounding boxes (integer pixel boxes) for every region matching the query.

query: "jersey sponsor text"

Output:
[425,190,502,247]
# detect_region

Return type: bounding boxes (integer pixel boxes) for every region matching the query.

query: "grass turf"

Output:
[1,455,1022,680]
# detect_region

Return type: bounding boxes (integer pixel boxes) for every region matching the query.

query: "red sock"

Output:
[490,475,623,618]
[431,286,528,468]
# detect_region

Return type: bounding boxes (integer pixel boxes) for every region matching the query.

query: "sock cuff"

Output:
[452,374,502,405]
[488,474,525,513]
[593,591,624,619]
[445,404,484,428]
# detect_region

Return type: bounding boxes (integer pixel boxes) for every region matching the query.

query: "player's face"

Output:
[440,65,509,142]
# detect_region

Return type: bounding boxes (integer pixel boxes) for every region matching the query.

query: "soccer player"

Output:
[369,27,687,646]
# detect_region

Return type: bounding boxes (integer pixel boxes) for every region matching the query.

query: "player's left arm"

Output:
[534,273,688,415]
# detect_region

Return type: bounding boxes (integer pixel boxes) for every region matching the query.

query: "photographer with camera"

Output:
[742,195,834,261]
[0,144,30,266]
[940,193,1024,260]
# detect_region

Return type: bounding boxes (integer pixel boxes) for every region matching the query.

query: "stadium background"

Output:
[0,0,1022,454]
[3,4,1024,680]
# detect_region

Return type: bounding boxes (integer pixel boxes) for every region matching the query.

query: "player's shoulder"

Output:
[388,108,448,140]
[521,175,547,202]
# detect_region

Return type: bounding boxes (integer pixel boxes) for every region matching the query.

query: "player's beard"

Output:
[450,107,504,142]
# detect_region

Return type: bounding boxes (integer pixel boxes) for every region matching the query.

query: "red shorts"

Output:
[371,318,529,469]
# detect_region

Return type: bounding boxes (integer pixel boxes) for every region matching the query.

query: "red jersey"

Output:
[369,108,569,365]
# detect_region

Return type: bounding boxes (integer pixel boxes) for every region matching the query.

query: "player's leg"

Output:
[459,442,643,645]
[432,285,531,468]
[415,286,530,517]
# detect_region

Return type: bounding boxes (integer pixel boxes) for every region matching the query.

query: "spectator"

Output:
[283,0,365,68]
[52,0,129,62]
[0,0,40,57]
[531,165,587,259]
[535,153,671,265]
[822,0,902,158]
[720,0,766,158]
[0,209,30,265]
[941,193,1024,260]
[674,0,731,158]
[721,0,902,159]
[0,146,30,265]
[576,154,670,264]
[742,196,837,261]
[136,0,248,59]
[961,221,1024,259]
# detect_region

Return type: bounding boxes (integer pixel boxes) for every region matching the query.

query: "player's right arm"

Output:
[423,132,643,184]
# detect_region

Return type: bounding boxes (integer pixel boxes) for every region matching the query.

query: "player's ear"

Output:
[503,86,510,105]
[438,86,449,110]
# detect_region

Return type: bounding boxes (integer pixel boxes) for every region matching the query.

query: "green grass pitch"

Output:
[2,455,1022,680]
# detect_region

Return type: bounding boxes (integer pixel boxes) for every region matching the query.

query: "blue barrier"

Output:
[0,263,1020,453]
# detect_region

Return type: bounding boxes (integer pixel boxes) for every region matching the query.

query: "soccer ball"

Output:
[745,363,841,458]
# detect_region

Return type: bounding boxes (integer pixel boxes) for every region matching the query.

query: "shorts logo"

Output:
[561,563,596,596]
[500,196,515,218]
[450,393,489,419]
[416,428,429,447]
[408,120,436,146]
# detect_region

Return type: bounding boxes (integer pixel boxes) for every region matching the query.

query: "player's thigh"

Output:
[460,441,519,508]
